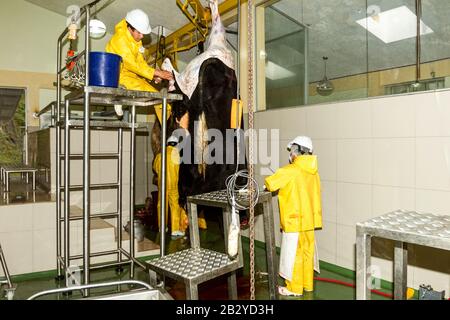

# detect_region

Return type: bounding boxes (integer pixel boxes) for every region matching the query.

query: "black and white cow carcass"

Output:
[152,0,246,208]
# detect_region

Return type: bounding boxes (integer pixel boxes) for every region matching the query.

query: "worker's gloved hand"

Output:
[161,58,177,91]
[153,77,162,85]
[154,69,174,81]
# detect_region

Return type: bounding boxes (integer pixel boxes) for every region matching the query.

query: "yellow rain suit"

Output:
[105,19,169,119]
[265,155,322,295]
[153,147,207,234]
[106,19,156,91]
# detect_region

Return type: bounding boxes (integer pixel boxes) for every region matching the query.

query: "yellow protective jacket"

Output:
[106,19,156,91]
[265,156,322,232]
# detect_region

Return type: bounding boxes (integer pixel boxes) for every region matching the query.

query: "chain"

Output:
[247,0,256,301]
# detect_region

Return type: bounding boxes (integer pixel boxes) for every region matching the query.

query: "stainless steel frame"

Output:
[356,210,450,300]
[0,243,16,300]
[146,190,278,300]
[1,165,37,192]
[55,1,182,295]
[27,280,172,300]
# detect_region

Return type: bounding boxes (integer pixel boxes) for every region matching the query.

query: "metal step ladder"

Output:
[0,243,16,300]
[146,190,279,300]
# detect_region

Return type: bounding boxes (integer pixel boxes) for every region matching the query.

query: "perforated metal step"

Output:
[147,248,240,283]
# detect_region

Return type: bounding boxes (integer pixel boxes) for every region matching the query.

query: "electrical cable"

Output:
[225,170,259,211]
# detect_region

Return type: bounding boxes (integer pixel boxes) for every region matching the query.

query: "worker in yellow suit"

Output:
[106,9,173,117]
[153,136,188,238]
[265,136,322,297]
[153,133,207,238]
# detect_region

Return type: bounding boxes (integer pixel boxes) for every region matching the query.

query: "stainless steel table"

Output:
[1,165,38,192]
[356,210,450,300]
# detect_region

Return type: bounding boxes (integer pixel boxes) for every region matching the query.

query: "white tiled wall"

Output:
[255,89,450,293]
[50,126,154,207]
[0,202,54,276]
[0,124,156,277]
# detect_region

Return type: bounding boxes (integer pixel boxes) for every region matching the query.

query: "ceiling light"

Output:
[316,56,334,96]
[356,6,433,44]
[89,19,106,39]
[265,61,295,80]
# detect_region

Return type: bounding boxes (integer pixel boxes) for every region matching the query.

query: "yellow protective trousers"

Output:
[285,230,315,295]
[156,194,207,232]
[157,192,188,234]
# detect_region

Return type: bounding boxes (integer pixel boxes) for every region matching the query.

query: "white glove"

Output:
[114,104,123,117]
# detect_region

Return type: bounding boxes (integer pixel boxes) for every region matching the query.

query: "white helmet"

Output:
[287,136,313,153]
[126,9,152,35]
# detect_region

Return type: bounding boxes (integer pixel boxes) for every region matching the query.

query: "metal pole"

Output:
[64,99,71,278]
[159,88,168,258]
[304,27,309,105]
[118,128,123,267]
[237,0,241,101]
[130,105,136,278]
[394,241,408,300]
[416,0,422,84]
[356,228,371,300]
[51,103,56,127]
[83,6,91,295]
[56,37,63,280]
[0,244,13,288]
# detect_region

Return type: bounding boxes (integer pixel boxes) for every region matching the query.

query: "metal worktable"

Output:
[146,190,278,300]
[356,210,450,300]
[1,165,38,192]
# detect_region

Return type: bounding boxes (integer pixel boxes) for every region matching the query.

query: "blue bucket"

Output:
[88,52,122,88]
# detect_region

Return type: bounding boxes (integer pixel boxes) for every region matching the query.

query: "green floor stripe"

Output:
[10,270,58,282]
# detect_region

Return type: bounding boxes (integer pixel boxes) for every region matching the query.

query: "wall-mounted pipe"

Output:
[415,0,422,84]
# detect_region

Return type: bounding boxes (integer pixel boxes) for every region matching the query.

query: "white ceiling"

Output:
[24,0,227,67]
[25,0,221,36]
[25,0,450,82]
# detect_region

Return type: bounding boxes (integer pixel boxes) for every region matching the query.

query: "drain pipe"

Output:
[415,0,422,85]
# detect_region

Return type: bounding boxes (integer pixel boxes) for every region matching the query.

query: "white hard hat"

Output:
[287,136,313,153]
[126,9,152,35]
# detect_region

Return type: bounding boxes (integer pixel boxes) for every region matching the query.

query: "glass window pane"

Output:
[303,0,368,105]
[257,2,307,110]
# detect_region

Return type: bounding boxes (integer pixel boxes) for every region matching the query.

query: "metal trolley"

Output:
[28,280,173,300]
[55,1,182,295]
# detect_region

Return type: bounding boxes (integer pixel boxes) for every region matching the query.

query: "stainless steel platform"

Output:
[189,189,272,208]
[66,86,183,107]
[61,120,139,129]
[147,248,240,282]
[356,210,450,300]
